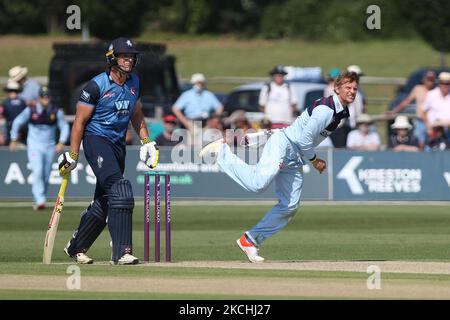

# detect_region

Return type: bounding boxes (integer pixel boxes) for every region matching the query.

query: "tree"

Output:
[74,0,151,39]
[0,0,46,34]
[398,0,450,66]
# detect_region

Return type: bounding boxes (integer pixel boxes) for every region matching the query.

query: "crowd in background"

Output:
[2,64,450,154]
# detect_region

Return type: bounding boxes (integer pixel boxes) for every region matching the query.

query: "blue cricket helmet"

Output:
[106,37,139,68]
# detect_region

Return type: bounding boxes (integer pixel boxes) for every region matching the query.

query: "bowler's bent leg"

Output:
[217,132,287,193]
[246,167,303,247]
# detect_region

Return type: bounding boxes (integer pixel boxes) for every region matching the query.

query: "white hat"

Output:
[391,115,412,130]
[4,79,21,91]
[8,66,28,82]
[190,73,206,84]
[347,65,363,75]
[438,72,450,84]
[356,113,373,124]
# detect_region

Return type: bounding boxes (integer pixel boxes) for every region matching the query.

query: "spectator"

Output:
[259,65,298,129]
[154,114,183,147]
[224,111,252,147]
[387,70,436,149]
[425,124,450,151]
[8,66,41,107]
[172,73,223,130]
[324,68,341,97]
[388,115,419,152]
[346,113,380,151]
[423,72,450,134]
[9,86,70,210]
[259,118,272,130]
[0,79,27,145]
[202,114,224,145]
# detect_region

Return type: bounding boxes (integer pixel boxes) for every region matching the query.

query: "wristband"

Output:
[309,155,319,163]
[70,151,79,161]
[141,137,151,145]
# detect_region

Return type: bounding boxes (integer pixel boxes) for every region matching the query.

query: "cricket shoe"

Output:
[33,203,46,211]
[199,138,225,158]
[111,253,139,265]
[236,234,264,263]
[64,242,94,264]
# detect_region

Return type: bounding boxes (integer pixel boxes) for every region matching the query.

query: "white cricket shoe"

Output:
[64,243,94,264]
[236,234,264,263]
[199,138,225,158]
[111,253,139,265]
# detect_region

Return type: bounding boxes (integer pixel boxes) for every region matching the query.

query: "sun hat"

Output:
[8,66,28,82]
[190,73,206,84]
[391,115,412,130]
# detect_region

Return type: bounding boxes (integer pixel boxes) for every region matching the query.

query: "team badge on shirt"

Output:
[81,90,90,101]
[97,155,104,168]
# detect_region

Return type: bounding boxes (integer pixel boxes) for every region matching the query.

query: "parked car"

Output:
[223,80,327,123]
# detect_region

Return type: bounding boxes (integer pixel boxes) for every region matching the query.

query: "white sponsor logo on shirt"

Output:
[81,90,90,101]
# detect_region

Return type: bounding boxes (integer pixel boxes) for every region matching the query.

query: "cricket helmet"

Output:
[106,37,139,69]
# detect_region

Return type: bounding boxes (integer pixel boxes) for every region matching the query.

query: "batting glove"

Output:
[58,151,78,176]
[140,139,159,169]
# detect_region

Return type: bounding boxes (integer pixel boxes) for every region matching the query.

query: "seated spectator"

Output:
[388,115,419,152]
[227,111,252,147]
[423,72,450,133]
[425,124,450,151]
[202,114,224,145]
[0,79,27,145]
[387,70,436,149]
[346,114,380,151]
[259,118,272,130]
[8,66,40,107]
[154,114,183,147]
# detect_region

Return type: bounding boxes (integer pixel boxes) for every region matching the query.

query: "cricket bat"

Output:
[43,174,70,264]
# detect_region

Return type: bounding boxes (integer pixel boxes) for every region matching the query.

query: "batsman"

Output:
[58,37,159,265]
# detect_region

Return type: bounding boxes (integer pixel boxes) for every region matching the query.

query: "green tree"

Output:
[260,0,415,41]
[0,0,46,34]
[398,0,450,63]
[75,0,150,39]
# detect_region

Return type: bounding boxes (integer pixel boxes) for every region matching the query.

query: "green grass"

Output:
[1,204,450,299]
[1,204,450,263]
[1,34,448,106]
[3,35,447,78]
[0,289,307,300]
